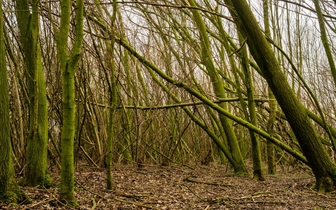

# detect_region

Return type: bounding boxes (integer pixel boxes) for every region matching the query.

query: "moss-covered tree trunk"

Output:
[263,0,276,175]
[15,0,49,187]
[92,0,118,189]
[0,4,24,203]
[266,90,276,174]
[57,0,84,205]
[225,0,336,192]
[106,59,117,189]
[106,0,118,190]
[238,33,264,180]
[187,0,248,175]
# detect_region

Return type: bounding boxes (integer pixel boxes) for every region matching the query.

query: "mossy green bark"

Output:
[238,34,264,181]
[312,0,336,93]
[0,4,26,203]
[57,0,84,205]
[15,0,50,187]
[266,89,276,175]
[187,0,248,175]
[263,0,276,175]
[225,0,336,191]
[106,0,118,190]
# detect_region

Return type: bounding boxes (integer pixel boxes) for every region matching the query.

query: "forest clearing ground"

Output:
[1,164,336,209]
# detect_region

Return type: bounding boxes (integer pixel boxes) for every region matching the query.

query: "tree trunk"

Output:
[187,0,248,175]
[225,0,336,192]
[15,0,50,187]
[266,89,276,175]
[238,33,264,181]
[263,0,276,175]
[0,4,24,203]
[57,0,84,205]
[106,0,118,190]
[312,0,336,91]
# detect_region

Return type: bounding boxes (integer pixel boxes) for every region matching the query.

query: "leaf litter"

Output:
[1,164,336,209]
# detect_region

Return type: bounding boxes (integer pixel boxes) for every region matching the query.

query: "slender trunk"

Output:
[119,12,134,162]
[267,90,276,174]
[238,33,264,180]
[106,51,117,189]
[217,12,263,179]
[312,0,336,92]
[187,0,248,174]
[106,0,118,190]
[263,0,276,175]
[58,0,84,205]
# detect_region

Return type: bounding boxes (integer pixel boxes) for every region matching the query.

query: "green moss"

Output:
[0,188,29,204]
[19,173,53,188]
[43,174,53,188]
[330,166,336,186]
[312,176,335,192]
[1,191,18,203]
[59,197,79,207]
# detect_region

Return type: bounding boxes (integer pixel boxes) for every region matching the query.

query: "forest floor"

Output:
[1,163,336,209]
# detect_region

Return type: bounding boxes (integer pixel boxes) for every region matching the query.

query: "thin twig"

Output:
[184,176,234,187]
[21,198,55,210]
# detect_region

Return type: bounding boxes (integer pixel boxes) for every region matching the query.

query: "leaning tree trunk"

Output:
[57,0,84,205]
[0,4,24,203]
[224,0,336,192]
[187,0,248,175]
[15,0,50,187]
[312,0,336,90]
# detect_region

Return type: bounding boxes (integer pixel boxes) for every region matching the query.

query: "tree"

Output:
[263,0,277,175]
[187,0,248,175]
[312,0,336,90]
[0,3,24,203]
[224,0,336,192]
[57,0,84,205]
[105,0,118,190]
[15,0,50,187]
[238,32,264,180]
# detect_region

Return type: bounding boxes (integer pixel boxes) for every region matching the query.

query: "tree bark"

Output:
[0,4,24,203]
[312,0,336,90]
[263,0,276,175]
[238,33,264,181]
[224,0,336,191]
[106,0,118,190]
[15,0,50,187]
[57,0,84,205]
[187,0,248,175]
